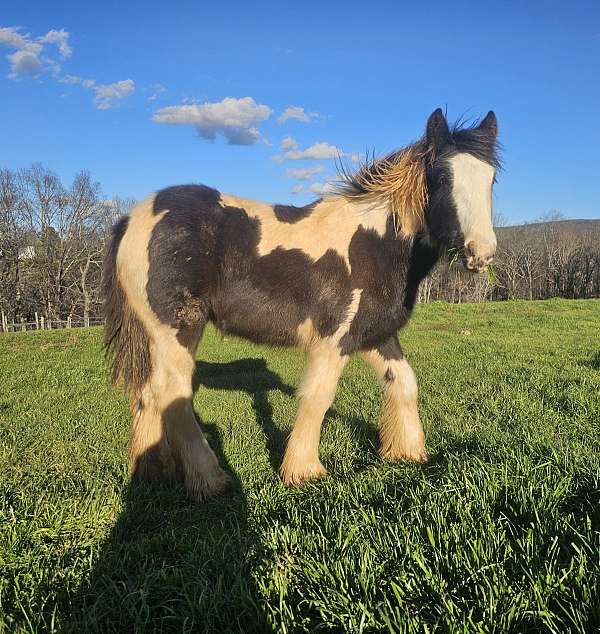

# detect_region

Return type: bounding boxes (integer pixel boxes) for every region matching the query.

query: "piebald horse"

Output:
[103,108,500,501]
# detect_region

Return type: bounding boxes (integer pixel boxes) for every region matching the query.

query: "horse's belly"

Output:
[212,282,306,346]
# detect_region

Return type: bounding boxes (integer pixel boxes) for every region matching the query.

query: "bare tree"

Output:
[0,169,27,320]
[15,165,109,322]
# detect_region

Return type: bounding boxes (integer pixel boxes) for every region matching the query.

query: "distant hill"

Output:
[500,218,600,233]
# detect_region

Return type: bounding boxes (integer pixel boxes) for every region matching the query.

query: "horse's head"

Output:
[423,108,500,272]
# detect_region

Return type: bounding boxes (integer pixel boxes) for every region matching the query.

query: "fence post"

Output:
[67,316,72,329]
[35,312,39,330]
[40,316,45,330]
[20,318,26,332]
[1,310,5,333]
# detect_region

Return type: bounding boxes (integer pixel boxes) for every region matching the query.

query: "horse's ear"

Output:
[426,108,450,149]
[479,110,498,138]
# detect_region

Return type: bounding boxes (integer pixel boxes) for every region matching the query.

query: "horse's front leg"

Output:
[280,343,348,486]
[361,335,429,463]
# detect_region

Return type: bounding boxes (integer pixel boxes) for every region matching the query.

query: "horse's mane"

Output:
[335,141,431,236]
[334,118,501,236]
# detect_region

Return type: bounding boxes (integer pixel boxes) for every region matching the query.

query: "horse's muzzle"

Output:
[463,239,496,273]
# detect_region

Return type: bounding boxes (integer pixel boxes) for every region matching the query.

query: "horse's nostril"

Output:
[464,241,476,258]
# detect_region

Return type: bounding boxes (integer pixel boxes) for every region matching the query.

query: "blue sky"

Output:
[1,0,599,223]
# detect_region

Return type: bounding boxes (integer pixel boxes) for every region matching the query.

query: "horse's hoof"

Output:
[380,446,430,464]
[279,459,327,487]
[186,467,233,502]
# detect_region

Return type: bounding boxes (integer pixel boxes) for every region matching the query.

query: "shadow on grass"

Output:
[579,350,600,370]
[61,359,506,632]
[193,358,295,473]
[341,414,380,462]
[63,358,294,633]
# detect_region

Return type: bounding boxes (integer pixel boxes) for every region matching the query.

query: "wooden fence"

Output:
[1,311,103,333]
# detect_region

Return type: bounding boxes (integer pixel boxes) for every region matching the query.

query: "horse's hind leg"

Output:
[132,328,230,501]
[361,335,429,463]
[129,386,176,485]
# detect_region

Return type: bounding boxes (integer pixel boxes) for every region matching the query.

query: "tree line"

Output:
[0,164,134,329]
[1,164,598,329]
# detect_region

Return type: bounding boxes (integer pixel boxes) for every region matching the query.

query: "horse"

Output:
[102,108,500,501]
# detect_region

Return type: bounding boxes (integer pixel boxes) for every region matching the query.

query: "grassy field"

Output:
[1,299,599,633]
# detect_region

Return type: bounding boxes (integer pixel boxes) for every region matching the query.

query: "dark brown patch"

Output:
[273,202,316,224]
[378,336,404,361]
[153,184,221,215]
[338,219,439,355]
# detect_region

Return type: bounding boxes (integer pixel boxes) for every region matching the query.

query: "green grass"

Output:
[1,299,599,633]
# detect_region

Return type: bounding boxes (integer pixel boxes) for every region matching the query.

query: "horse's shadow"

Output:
[579,351,600,371]
[194,357,295,473]
[194,358,383,470]
[63,357,392,631]
[64,357,297,632]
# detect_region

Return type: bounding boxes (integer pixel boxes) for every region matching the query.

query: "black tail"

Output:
[102,216,151,403]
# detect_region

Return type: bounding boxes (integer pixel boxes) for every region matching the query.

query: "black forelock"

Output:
[446,118,503,171]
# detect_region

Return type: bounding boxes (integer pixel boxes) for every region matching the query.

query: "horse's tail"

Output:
[102,216,151,408]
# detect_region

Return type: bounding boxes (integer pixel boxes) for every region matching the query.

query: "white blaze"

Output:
[449,153,496,252]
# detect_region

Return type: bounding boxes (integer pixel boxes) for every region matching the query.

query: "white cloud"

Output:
[351,153,361,163]
[153,96,273,145]
[38,29,72,58]
[60,74,136,109]
[0,27,37,51]
[309,182,325,195]
[7,49,42,76]
[280,136,298,151]
[0,26,71,78]
[277,106,319,124]
[1,26,137,111]
[286,165,325,181]
[148,83,166,101]
[94,79,135,109]
[62,74,95,88]
[276,141,345,162]
[309,181,335,196]
[291,184,304,194]
[309,178,339,195]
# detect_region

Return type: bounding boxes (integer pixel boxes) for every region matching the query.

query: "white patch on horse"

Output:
[449,153,496,254]
[220,194,389,264]
[331,288,362,344]
[117,196,172,337]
